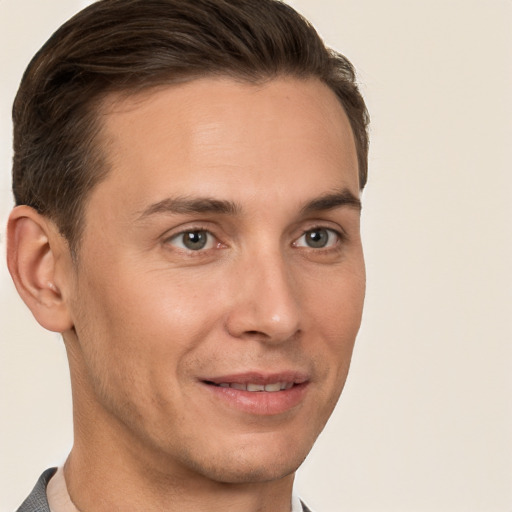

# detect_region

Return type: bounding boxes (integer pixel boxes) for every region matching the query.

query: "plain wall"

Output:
[1,1,511,511]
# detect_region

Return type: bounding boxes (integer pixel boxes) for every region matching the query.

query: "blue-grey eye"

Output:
[295,228,338,248]
[169,230,214,251]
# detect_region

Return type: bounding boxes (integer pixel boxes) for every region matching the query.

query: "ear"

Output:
[6,205,74,333]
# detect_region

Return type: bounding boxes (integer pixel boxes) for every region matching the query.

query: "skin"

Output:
[8,77,365,512]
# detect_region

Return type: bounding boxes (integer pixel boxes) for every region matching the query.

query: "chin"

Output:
[177,432,313,485]
[195,454,306,485]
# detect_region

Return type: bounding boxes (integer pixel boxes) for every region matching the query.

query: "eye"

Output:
[168,230,216,251]
[294,227,340,249]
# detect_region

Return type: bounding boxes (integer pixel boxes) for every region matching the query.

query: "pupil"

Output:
[307,229,328,248]
[184,231,207,250]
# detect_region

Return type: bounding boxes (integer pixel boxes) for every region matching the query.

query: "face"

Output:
[64,77,365,485]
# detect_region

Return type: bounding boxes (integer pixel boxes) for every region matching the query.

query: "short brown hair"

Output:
[12,0,369,252]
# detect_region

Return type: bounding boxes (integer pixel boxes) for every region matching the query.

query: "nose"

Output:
[225,250,302,344]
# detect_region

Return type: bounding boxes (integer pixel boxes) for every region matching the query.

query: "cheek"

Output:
[81,264,206,341]
[307,261,365,376]
[72,264,226,396]
[312,258,365,327]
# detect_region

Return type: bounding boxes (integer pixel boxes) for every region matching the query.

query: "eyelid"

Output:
[163,224,224,252]
[292,226,345,249]
[170,230,214,250]
[161,222,346,252]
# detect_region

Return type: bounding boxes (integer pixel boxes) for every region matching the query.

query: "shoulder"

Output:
[16,468,56,512]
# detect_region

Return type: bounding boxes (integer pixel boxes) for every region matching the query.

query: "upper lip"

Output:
[201,371,309,385]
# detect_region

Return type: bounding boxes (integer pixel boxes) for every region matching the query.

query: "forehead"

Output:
[92,77,359,218]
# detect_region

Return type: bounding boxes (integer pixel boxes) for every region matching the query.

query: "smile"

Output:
[201,372,309,416]
[208,382,295,392]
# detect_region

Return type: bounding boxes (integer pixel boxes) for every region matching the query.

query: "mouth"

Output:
[200,373,309,415]
[204,381,295,392]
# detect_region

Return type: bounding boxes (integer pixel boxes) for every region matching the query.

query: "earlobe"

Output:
[6,205,74,333]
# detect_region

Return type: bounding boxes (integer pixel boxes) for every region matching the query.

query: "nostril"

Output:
[245,330,265,336]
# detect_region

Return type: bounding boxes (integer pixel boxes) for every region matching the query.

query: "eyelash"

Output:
[165,227,221,252]
[293,226,345,250]
[164,224,346,254]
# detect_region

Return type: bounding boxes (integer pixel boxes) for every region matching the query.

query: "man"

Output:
[6,0,369,510]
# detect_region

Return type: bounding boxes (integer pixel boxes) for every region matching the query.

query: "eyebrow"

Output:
[300,188,362,214]
[136,196,241,220]
[136,187,360,222]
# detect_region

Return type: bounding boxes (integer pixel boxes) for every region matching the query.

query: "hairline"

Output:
[69,71,362,261]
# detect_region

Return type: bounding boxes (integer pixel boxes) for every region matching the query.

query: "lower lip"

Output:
[203,382,309,416]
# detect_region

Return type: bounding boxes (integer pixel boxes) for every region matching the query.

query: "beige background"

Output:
[1,1,511,511]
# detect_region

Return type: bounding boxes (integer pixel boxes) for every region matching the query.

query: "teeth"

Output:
[247,383,265,392]
[247,384,265,391]
[215,382,294,392]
